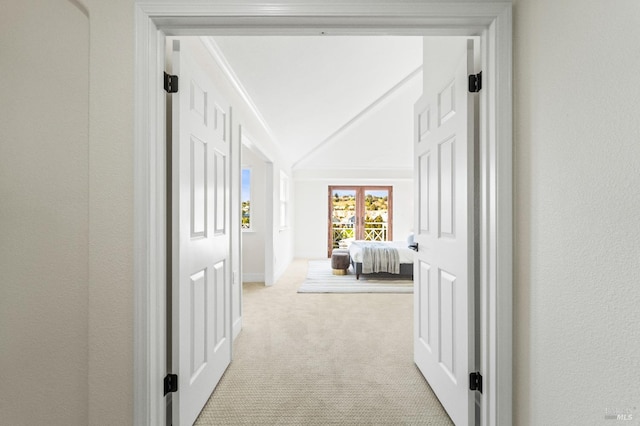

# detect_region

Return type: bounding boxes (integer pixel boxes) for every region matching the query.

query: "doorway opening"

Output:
[167,33,468,425]
[240,133,275,287]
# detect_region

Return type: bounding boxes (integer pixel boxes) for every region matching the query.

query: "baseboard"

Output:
[242,272,264,283]
[232,317,242,341]
[294,251,326,259]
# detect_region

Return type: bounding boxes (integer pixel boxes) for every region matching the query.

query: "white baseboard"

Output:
[294,251,326,259]
[242,272,264,283]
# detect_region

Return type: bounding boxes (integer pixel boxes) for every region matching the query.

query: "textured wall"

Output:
[87,0,135,424]
[514,0,640,424]
[0,1,89,424]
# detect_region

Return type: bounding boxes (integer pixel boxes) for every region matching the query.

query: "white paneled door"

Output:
[413,40,476,426]
[171,39,232,426]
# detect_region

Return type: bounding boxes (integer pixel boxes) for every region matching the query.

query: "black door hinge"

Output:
[468,71,482,93]
[469,372,483,393]
[164,72,179,93]
[164,374,178,395]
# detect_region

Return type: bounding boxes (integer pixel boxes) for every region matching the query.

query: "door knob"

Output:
[409,243,419,252]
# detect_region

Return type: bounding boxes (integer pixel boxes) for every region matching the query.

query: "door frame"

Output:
[133,2,512,425]
[240,129,276,286]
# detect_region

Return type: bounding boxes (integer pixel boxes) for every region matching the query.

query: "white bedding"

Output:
[348,240,415,264]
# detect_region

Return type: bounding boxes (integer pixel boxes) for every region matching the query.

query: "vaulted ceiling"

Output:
[209,36,423,167]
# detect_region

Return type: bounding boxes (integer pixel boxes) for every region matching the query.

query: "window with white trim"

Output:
[241,167,251,230]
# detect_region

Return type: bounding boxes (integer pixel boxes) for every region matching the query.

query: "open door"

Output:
[171,39,232,426]
[413,39,476,425]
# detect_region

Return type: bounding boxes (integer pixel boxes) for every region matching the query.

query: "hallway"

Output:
[194,259,453,425]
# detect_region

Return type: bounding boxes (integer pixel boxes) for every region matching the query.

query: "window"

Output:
[279,172,289,229]
[241,168,251,230]
[328,186,393,256]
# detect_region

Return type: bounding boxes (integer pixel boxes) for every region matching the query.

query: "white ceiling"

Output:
[210,36,423,167]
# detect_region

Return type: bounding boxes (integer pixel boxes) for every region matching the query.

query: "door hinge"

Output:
[164,373,178,395]
[468,71,482,93]
[469,372,483,393]
[164,72,179,93]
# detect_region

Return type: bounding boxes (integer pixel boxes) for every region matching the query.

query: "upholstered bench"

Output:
[331,251,350,275]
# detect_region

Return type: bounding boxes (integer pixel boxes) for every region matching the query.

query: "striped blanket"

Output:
[357,241,400,275]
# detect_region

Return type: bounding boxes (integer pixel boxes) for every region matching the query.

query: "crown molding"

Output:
[199,36,286,156]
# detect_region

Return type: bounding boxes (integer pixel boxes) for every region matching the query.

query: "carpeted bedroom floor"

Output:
[194,259,453,425]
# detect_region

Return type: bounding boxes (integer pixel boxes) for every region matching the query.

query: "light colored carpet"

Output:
[298,259,413,294]
[195,259,453,425]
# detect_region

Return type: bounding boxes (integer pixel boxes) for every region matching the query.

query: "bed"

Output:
[347,240,415,280]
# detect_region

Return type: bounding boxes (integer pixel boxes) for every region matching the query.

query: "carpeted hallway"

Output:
[194,259,453,425]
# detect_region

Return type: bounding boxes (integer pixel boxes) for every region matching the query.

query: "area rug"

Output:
[298,260,413,294]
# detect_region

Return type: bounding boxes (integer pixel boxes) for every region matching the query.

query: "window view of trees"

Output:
[241,168,251,229]
[364,192,389,240]
[332,192,357,245]
[331,188,390,249]
[242,201,250,229]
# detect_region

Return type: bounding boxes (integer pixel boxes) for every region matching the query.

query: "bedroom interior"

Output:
[168,32,474,425]
[165,31,483,425]
[210,34,427,425]
[327,184,416,282]
[228,35,422,282]
[224,35,427,423]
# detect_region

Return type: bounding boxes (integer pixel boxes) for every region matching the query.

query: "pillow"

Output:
[407,233,415,246]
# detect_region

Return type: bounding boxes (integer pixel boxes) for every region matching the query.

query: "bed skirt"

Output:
[351,259,414,280]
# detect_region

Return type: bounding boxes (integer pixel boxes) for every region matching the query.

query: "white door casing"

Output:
[171,39,232,426]
[133,4,513,426]
[232,124,243,340]
[414,39,476,426]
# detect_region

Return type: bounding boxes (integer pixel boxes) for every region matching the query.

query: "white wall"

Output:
[513,0,640,424]
[241,145,266,281]
[0,1,90,424]
[5,1,640,425]
[295,69,420,170]
[294,171,414,258]
[293,59,419,259]
[274,169,295,281]
[240,141,295,286]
